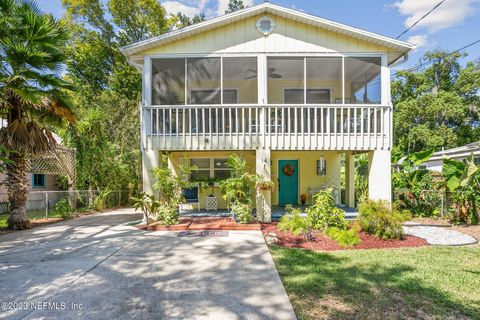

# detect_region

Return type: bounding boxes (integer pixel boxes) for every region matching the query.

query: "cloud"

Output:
[393,0,479,33]
[162,0,211,17]
[407,35,429,49]
[216,0,254,16]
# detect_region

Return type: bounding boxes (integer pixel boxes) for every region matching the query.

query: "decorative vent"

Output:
[256,16,275,35]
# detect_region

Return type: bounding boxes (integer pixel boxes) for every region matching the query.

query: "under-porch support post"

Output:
[368,150,391,204]
[345,152,355,208]
[256,148,271,222]
[142,149,159,196]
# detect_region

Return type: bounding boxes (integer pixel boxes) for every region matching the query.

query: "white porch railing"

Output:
[142,104,391,151]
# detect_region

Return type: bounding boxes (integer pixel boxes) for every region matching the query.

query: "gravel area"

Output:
[403,225,478,246]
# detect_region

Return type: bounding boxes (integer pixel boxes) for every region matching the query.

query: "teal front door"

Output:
[278,160,299,206]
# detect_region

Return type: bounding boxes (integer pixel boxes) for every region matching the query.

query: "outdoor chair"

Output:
[180,187,200,213]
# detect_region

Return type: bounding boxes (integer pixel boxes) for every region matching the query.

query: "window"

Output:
[284,89,330,104]
[152,58,185,105]
[268,57,304,104]
[306,57,341,104]
[189,158,231,181]
[223,57,257,104]
[474,157,480,165]
[344,57,381,104]
[32,174,45,188]
[188,58,221,104]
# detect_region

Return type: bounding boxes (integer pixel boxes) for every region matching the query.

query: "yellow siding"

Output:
[169,151,255,209]
[141,14,393,55]
[271,151,341,205]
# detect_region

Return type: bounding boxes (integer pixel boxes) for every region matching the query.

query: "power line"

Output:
[396,0,446,39]
[392,38,480,78]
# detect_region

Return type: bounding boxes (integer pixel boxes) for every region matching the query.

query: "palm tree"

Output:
[0,0,75,229]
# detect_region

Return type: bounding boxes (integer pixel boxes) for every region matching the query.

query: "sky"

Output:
[37,0,480,70]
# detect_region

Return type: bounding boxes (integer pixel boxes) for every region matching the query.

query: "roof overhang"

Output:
[121,2,414,66]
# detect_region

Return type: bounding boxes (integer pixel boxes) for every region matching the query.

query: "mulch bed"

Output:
[261,224,428,251]
[137,216,261,231]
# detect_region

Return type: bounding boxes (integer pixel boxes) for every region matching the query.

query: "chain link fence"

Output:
[394,189,456,218]
[0,190,133,228]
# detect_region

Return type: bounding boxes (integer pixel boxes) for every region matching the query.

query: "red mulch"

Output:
[261,224,428,251]
[137,217,261,231]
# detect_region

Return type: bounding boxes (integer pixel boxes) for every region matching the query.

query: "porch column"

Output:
[345,152,355,207]
[368,150,391,203]
[256,148,271,222]
[142,149,159,196]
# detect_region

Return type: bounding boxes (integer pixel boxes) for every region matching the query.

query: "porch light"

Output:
[317,156,326,176]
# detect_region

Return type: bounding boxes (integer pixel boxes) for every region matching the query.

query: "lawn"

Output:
[270,245,480,320]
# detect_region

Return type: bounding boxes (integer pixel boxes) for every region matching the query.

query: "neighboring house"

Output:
[121,3,414,221]
[422,142,480,172]
[0,132,66,194]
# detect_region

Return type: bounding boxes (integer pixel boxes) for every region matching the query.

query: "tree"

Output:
[0,0,75,229]
[172,12,206,29]
[392,50,480,154]
[225,0,246,14]
[60,0,174,192]
[443,156,480,224]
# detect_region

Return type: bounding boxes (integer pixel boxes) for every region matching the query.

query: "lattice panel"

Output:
[27,145,76,187]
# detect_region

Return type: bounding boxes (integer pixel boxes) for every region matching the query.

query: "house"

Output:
[422,142,480,172]
[0,128,68,194]
[121,2,414,221]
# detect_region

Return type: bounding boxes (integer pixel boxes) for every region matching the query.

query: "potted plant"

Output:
[300,193,307,206]
[256,175,275,191]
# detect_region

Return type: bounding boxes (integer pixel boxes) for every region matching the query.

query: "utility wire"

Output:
[396,0,446,39]
[393,38,480,78]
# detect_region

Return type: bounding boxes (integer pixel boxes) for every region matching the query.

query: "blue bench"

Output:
[180,187,200,212]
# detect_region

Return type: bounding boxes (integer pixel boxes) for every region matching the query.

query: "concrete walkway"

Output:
[0,208,296,320]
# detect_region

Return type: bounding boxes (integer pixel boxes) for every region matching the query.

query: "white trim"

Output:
[120,2,414,58]
[188,157,231,180]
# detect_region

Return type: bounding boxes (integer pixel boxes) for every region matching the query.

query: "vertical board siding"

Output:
[142,14,393,55]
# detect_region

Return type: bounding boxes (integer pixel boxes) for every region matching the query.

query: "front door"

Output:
[278,160,299,206]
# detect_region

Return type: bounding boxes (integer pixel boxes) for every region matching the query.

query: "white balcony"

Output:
[142,104,391,151]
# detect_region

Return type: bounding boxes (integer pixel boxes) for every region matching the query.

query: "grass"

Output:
[0,210,64,228]
[270,245,480,320]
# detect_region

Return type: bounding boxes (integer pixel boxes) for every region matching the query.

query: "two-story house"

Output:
[121,3,414,222]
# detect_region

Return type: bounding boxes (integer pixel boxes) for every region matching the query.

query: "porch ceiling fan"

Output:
[244,68,282,79]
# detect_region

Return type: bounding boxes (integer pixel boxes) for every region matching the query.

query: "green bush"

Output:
[157,204,179,226]
[231,202,253,224]
[278,205,307,235]
[306,188,347,231]
[326,227,361,247]
[358,200,411,240]
[55,199,72,219]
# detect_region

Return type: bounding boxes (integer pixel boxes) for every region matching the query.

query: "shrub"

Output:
[157,204,179,226]
[55,199,72,219]
[278,205,307,235]
[93,189,112,211]
[358,200,411,240]
[326,227,361,247]
[306,188,347,231]
[231,202,253,224]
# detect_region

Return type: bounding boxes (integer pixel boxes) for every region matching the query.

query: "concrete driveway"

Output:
[0,208,296,320]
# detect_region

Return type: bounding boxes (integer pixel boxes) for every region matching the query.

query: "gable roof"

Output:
[120,2,414,63]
